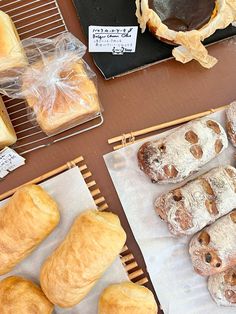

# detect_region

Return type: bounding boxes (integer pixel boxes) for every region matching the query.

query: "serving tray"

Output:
[74,0,236,79]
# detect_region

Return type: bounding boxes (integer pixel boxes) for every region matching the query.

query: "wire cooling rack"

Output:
[0,0,104,155]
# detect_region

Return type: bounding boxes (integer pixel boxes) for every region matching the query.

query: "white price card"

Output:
[0,147,25,179]
[88,26,138,54]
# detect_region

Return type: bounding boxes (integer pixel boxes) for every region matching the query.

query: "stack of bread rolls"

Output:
[138,112,236,307]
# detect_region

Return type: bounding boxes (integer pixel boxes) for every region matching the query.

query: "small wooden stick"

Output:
[87,180,96,188]
[108,105,227,145]
[121,254,134,263]
[83,172,92,179]
[91,188,101,197]
[136,277,149,285]
[125,261,138,272]
[95,196,105,205]
[129,269,144,280]
[121,245,129,253]
[0,156,84,201]
[98,203,109,211]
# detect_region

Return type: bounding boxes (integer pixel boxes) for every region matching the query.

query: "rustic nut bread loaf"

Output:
[189,210,236,276]
[155,165,236,236]
[138,118,228,184]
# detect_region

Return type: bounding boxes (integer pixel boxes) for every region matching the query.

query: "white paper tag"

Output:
[0,147,25,179]
[88,26,138,54]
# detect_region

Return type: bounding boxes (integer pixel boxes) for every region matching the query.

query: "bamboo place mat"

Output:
[0,155,148,286]
[108,105,228,150]
[0,0,103,155]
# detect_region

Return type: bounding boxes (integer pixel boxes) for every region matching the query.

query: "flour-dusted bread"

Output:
[226,101,236,147]
[0,184,60,275]
[98,282,157,314]
[208,266,236,306]
[0,276,54,314]
[155,165,236,236]
[189,210,236,276]
[40,210,127,308]
[0,95,17,148]
[0,10,27,71]
[138,118,228,184]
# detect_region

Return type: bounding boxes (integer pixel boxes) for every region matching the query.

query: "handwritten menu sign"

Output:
[0,147,25,179]
[88,26,138,54]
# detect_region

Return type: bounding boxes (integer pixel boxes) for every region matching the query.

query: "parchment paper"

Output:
[104,109,236,314]
[0,167,128,314]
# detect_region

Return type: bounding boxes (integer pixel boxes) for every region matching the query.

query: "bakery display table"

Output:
[1,0,236,309]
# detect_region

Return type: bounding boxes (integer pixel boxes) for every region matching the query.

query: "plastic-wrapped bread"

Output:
[226,101,236,147]
[155,165,236,236]
[0,184,60,275]
[189,210,236,276]
[0,95,17,148]
[0,276,54,314]
[138,118,228,184]
[98,282,158,314]
[208,266,236,306]
[0,10,27,71]
[40,210,126,308]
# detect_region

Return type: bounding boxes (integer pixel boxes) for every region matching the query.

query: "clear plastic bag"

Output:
[0,32,102,136]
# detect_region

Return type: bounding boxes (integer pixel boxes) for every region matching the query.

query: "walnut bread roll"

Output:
[155,166,236,236]
[189,210,236,276]
[226,101,236,147]
[0,184,60,275]
[208,266,236,306]
[0,10,27,71]
[0,276,54,314]
[138,118,228,184]
[40,210,127,308]
[98,281,157,314]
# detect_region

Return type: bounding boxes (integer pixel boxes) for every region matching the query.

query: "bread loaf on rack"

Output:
[208,266,236,306]
[0,96,17,148]
[226,101,236,147]
[40,210,126,308]
[0,184,60,275]
[23,57,101,135]
[189,210,236,276]
[98,282,158,314]
[155,165,236,236]
[0,10,27,71]
[138,118,228,183]
[0,276,54,314]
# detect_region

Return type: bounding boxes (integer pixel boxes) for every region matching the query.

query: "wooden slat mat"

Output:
[0,156,148,285]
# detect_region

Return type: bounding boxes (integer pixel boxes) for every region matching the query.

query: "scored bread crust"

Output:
[137,118,228,184]
[208,266,236,306]
[155,165,236,236]
[189,210,236,276]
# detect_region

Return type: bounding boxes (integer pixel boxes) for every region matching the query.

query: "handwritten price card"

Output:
[88,26,138,54]
[0,147,25,178]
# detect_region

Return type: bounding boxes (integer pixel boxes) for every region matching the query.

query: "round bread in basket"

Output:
[136,0,236,68]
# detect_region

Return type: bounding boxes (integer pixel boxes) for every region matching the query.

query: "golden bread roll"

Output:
[98,282,158,314]
[0,96,17,148]
[23,57,101,135]
[0,10,27,71]
[0,184,60,275]
[0,276,54,314]
[40,210,127,308]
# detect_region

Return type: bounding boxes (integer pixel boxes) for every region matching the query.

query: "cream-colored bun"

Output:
[0,96,17,148]
[98,282,158,314]
[0,10,27,71]
[40,210,127,308]
[0,276,54,314]
[0,184,60,275]
[23,57,101,135]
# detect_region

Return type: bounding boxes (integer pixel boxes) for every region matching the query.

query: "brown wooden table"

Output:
[1,1,236,311]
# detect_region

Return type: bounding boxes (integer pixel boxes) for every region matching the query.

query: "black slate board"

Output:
[73,0,236,79]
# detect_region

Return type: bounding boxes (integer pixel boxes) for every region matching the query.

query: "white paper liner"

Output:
[0,167,128,314]
[104,109,236,314]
